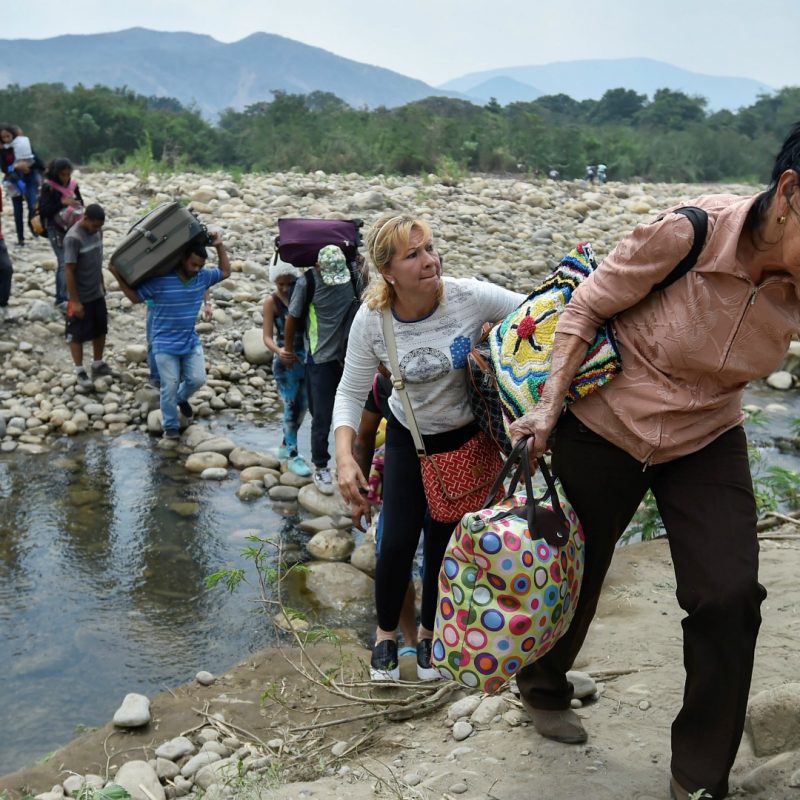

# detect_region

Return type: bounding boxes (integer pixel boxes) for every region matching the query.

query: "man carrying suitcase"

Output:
[111,232,230,438]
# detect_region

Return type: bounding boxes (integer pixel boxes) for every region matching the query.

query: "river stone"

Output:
[186,452,229,472]
[280,470,313,487]
[350,542,376,576]
[83,403,105,417]
[240,465,272,482]
[766,370,794,390]
[297,515,338,534]
[351,190,386,210]
[125,344,148,363]
[195,436,237,455]
[229,447,280,469]
[155,735,196,761]
[307,529,355,561]
[242,328,273,365]
[169,501,199,517]
[237,481,265,500]
[147,409,163,434]
[155,757,180,780]
[27,299,53,322]
[567,670,597,699]
[196,670,215,685]
[201,467,228,481]
[304,561,374,613]
[452,720,473,741]
[134,386,161,411]
[273,610,311,633]
[298,483,348,517]
[115,761,165,800]
[194,758,238,791]
[63,774,104,797]
[448,695,483,721]
[184,424,215,449]
[268,484,299,502]
[263,473,279,490]
[746,683,800,756]
[113,693,151,727]
[181,751,222,778]
[470,695,507,726]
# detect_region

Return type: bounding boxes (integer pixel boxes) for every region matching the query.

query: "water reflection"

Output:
[0,425,298,775]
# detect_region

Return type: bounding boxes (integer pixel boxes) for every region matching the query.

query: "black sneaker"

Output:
[162,428,181,440]
[370,639,400,682]
[178,400,194,419]
[91,361,115,379]
[416,639,442,682]
[75,369,93,391]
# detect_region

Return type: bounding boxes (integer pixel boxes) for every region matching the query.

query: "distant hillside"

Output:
[442,57,775,111]
[0,28,453,116]
[464,76,543,105]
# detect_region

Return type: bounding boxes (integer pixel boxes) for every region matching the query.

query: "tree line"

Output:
[1,82,798,182]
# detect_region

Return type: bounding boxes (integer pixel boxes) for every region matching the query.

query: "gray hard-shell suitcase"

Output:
[110,201,209,288]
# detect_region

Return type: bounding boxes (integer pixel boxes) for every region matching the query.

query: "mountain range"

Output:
[0,29,777,116]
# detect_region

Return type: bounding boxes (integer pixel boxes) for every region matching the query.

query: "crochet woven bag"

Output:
[432,438,585,693]
[489,243,621,427]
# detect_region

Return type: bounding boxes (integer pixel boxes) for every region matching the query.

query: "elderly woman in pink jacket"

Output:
[510,122,800,800]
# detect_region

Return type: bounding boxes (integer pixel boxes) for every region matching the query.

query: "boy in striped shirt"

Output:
[111,232,230,438]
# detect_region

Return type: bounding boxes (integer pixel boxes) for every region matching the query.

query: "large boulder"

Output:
[350,542,376,577]
[746,683,800,756]
[195,436,237,455]
[242,328,273,365]
[303,561,374,616]
[186,452,229,473]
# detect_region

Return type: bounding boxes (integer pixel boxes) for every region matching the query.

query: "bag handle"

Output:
[381,308,427,457]
[483,437,570,548]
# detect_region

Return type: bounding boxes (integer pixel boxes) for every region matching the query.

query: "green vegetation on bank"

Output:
[1,82,799,181]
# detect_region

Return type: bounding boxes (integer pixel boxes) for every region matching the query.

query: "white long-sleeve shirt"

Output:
[333,277,525,435]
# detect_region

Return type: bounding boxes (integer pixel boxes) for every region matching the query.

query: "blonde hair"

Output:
[362,214,444,311]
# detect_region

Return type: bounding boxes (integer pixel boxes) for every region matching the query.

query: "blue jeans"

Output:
[7,172,39,243]
[145,304,160,386]
[47,224,67,305]
[272,356,308,453]
[154,347,207,432]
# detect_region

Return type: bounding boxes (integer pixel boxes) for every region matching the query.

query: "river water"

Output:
[1,388,799,774]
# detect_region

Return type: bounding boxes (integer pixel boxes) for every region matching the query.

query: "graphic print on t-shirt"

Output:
[400,347,451,383]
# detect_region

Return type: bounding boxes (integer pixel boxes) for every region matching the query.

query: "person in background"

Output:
[0,191,14,323]
[110,234,230,439]
[0,124,42,247]
[283,245,363,495]
[39,158,83,311]
[63,204,111,391]
[333,214,525,682]
[262,256,312,476]
[508,122,800,800]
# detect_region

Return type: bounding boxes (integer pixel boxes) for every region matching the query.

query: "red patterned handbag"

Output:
[381,309,503,522]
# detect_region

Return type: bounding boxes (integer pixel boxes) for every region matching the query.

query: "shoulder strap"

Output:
[651,206,709,292]
[302,268,316,316]
[380,308,426,457]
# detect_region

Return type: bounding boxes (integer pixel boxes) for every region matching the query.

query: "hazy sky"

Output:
[3,0,797,88]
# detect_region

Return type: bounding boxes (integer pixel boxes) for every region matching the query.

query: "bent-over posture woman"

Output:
[333,214,524,682]
[509,123,800,800]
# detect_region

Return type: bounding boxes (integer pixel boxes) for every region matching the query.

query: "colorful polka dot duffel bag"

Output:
[432,437,585,693]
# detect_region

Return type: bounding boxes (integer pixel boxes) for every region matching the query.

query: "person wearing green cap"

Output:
[283,244,363,495]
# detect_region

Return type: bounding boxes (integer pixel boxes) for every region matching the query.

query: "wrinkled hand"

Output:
[509,406,559,459]
[337,456,371,530]
[278,347,297,367]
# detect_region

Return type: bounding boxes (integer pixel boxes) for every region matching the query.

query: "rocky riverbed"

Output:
[3,171,800,798]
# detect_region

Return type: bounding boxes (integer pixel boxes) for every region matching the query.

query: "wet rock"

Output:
[306,529,355,561]
[268,484,300,502]
[186,451,229,472]
[229,446,280,469]
[201,467,228,480]
[298,482,348,517]
[114,761,165,800]
[279,469,313,488]
[237,481,265,500]
[273,610,311,633]
[147,409,163,434]
[184,424,215,449]
[112,693,151,727]
[766,371,794,390]
[195,436,237,455]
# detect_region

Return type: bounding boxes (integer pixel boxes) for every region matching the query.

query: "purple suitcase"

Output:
[275,218,363,268]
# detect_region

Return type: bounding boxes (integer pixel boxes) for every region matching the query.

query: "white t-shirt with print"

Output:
[333,277,525,435]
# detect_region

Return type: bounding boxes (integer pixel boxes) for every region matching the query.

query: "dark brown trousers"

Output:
[516,411,766,799]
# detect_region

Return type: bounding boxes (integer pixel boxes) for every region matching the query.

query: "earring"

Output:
[778,215,787,225]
